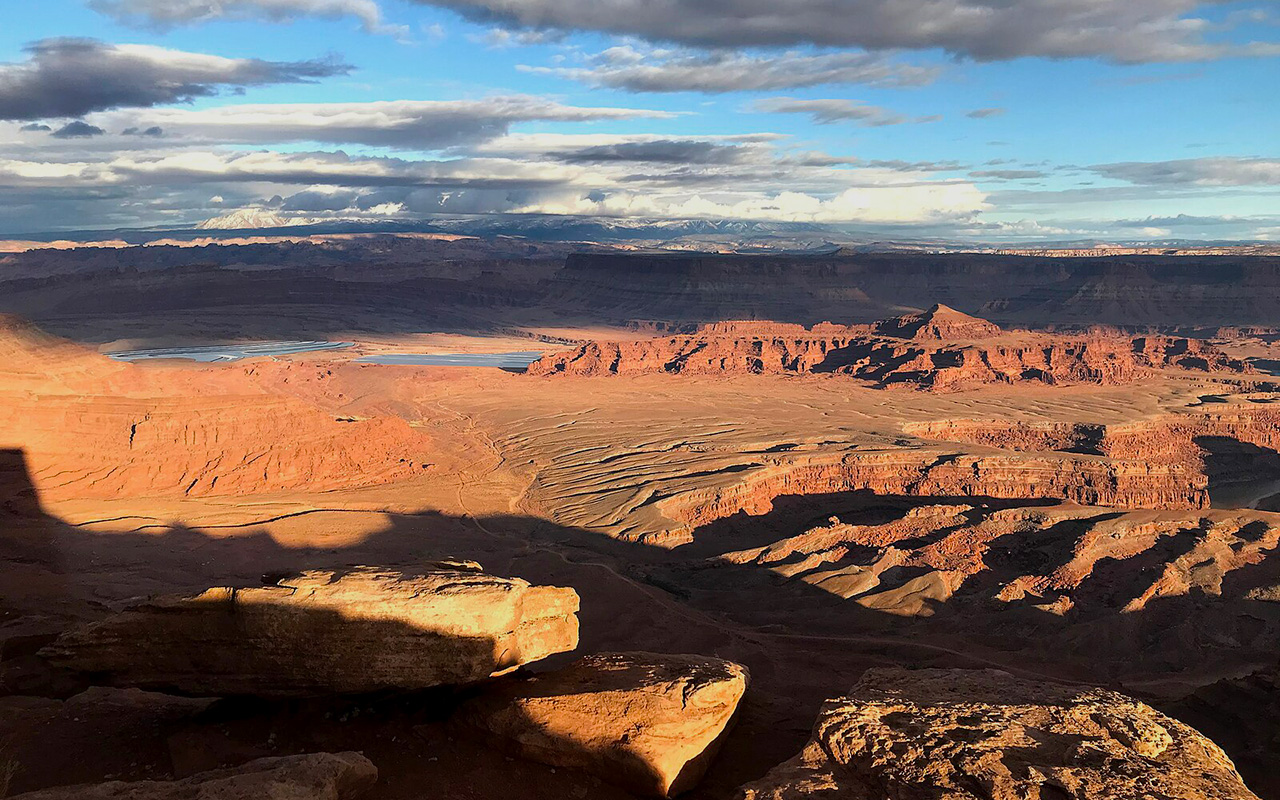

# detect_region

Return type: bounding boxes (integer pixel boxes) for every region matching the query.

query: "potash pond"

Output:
[354,351,545,369]
[107,341,355,362]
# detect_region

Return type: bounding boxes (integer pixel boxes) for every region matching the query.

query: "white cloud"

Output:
[521,47,939,93]
[753,97,912,126]
[1093,157,1280,186]
[91,98,676,149]
[91,0,405,36]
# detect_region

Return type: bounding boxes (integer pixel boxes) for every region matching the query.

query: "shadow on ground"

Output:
[3,448,1280,798]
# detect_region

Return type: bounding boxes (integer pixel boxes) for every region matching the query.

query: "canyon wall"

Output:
[527,306,1251,391]
[550,251,1280,327]
[652,451,1207,542]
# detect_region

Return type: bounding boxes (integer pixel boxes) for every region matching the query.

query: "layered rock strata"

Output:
[657,451,1208,535]
[527,305,1251,391]
[904,407,1280,499]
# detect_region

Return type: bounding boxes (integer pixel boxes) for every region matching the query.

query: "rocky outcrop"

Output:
[527,307,1251,391]
[41,565,580,696]
[904,419,1106,453]
[9,753,377,800]
[715,504,1280,618]
[872,303,1001,340]
[1101,409,1280,475]
[739,668,1260,800]
[458,652,749,798]
[905,407,1280,495]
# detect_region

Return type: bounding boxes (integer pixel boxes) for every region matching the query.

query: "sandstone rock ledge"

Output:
[739,667,1259,800]
[9,753,376,800]
[459,652,749,798]
[41,565,579,696]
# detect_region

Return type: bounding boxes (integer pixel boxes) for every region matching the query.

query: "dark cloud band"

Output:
[417,0,1273,63]
[0,38,349,121]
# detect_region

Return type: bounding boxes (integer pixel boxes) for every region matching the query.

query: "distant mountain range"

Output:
[2,212,1276,255]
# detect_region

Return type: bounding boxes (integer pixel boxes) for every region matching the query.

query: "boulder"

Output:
[740,667,1259,800]
[40,565,579,696]
[459,652,749,798]
[9,752,376,800]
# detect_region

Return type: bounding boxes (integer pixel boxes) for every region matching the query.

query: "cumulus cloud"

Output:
[94,98,674,149]
[527,183,989,224]
[1092,157,1280,186]
[753,97,913,127]
[0,136,989,229]
[521,47,939,93]
[90,0,403,36]
[413,0,1275,63]
[51,121,106,138]
[1116,213,1253,228]
[0,38,348,121]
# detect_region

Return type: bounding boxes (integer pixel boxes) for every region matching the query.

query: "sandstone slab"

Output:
[459,651,749,798]
[9,752,377,800]
[41,565,579,696]
[740,667,1259,800]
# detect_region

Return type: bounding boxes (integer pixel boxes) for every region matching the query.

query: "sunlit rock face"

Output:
[41,565,580,696]
[527,305,1251,391]
[739,667,1261,800]
[458,652,749,798]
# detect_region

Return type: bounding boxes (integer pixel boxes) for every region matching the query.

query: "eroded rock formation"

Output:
[0,316,432,500]
[458,652,749,798]
[871,303,1001,340]
[904,419,1106,453]
[41,565,580,696]
[527,305,1251,391]
[656,450,1209,538]
[738,668,1260,800]
[8,753,378,800]
[714,504,1280,618]
[903,406,1280,503]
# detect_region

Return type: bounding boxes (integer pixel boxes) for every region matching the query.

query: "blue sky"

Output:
[0,0,1277,240]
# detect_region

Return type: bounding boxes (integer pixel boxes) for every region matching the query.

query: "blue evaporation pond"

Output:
[354,351,545,369]
[107,341,355,362]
